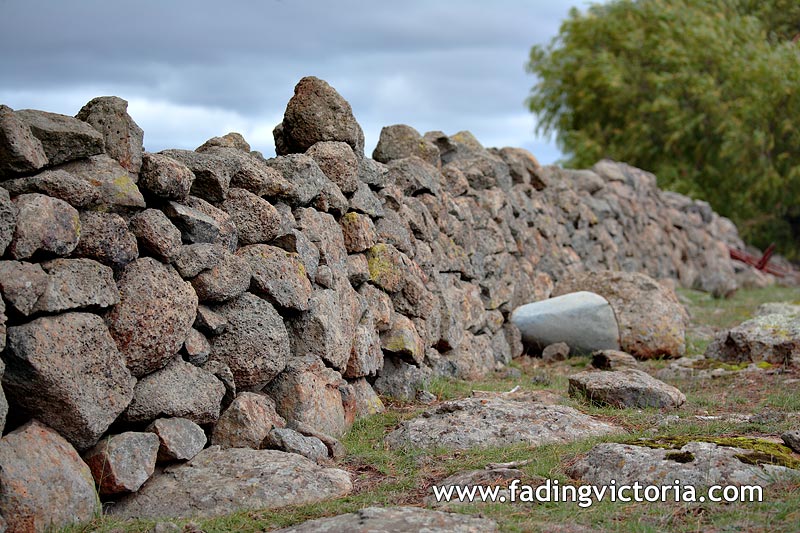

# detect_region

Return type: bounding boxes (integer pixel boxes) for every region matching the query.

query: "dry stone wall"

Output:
[0,76,760,526]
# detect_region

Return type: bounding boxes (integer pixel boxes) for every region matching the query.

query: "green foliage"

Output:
[527,0,800,258]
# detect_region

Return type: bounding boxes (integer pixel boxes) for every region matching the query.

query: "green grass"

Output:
[63,285,800,532]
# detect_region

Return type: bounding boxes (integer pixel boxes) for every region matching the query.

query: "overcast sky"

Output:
[0,0,595,165]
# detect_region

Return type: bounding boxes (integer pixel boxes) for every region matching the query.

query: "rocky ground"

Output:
[62,284,800,533]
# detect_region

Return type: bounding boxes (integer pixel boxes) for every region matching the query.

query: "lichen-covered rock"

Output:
[0,104,48,175]
[568,369,685,408]
[190,249,251,303]
[106,257,198,377]
[8,193,80,260]
[237,244,312,311]
[108,447,352,519]
[4,313,135,450]
[385,397,620,450]
[83,431,159,495]
[76,96,144,173]
[381,313,424,365]
[306,141,359,194]
[0,420,99,532]
[365,243,408,293]
[139,152,195,201]
[130,208,183,261]
[705,313,800,365]
[344,319,383,378]
[553,271,688,359]
[33,258,119,313]
[3,169,100,207]
[211,392,284,449]
[221,188,281,245]
[264,355,350,438]
[124,357,225,425]
[208,292,290,390]
[73,211,139,268]
[146,418,207,463]
[373,124,440,167]
[275,76,365,158]
[0,260,48,315]
[340,211,377,253]
[349,377,385,418]
[15,108,104,166]
[58,154,146,208]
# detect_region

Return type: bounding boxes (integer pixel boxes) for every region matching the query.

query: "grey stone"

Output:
[386,397,620,450]
[272,229,320,282]
[273,506,497,533]
[0,104,47,175]
[511,291,620,354]
[106,257,198,377]
[387,156,441,196]
[190,249,252,303]
[0,260,48,315]
[15,108,104,166]
[781,430,800,453]
[237,244,312,311]
[221,188,281,245]
[197,132,251,153]
[344,319,384,378]
[130,209,183,261]
[8,193,80,260]
[146,418,207,463]
[542,341,570,362]
[349,181,385,217]
[172,243,225,278]
[83,431,159,495]
[33,258,119,313]
[159,148,231,202]
[211,392,284,449]
[306,141,359,194]
[125,357,225,425]
[0,188,14,256]
[381,313,425,365]
[276,76,365,157]
[347,253,370,286]
[359,283,393,332]
[57,154,145,208]
[349,377,385,418]
[139,152,196,201]
[424,468,526,508]
[264,153,331,207]
[264,428,328,462]
[109,447,352,519]
[373,357,432,400]
[568,369,686,409]
[591,349,639,370]
[705,313,800,365]
[4,313,135,450]
[183,195,237,250]
[0,420,99,532]
[73,211,139,268]
[209,292,290,390]
[2,169,100,207]
[194,304,228,335]
[183,327,211,365]
[373,124,440,167]
[756,302,800,317]
[265,355,350,438]
[568,441,800,487]
[201,145,293,198]
[76,96,144,173]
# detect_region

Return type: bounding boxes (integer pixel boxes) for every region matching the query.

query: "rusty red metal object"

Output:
[729,243,787,277]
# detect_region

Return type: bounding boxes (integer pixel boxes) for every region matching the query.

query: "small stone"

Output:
[211,392,285,449]
[381,314,424,365]
[8,193,80,260]
[263,428,328,462]
[344,320,383,378]
[349,377,385,418]
[130,209,183,262]
[183,327,211,365]
[705,313,800,365]
[373,357,432,400]
[83,432,159,495]
[194,304,228,335]
[73,210,139,268]
[184,196,238,250]
[159,149,231,202]
[591,349,639,370]
[542,342,570,362]
[172,243,225,278]
[306,141,359,194]
[163,200,221,245]
[139,152,196,201]
[146,418,207,462]
[340,211,377,253]
[373,124,440,167]
[781,430,800,453]
[347,254,370,286]
[349,181,385,217]
[568,369,686,409]
[0,260,48,315]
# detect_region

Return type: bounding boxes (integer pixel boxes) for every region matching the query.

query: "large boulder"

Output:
[275,76,365,158]
[0,104,48,175]
[106,257,198,377]
[553,271,688,359]
[108,447,352,519]
[704,313,800,365]
[208,292,290,390]
[15,108,104,166]
[7,193,80,260]
[3,313,135,450]
[0,420,99,532]
[568,369,686,408]
[76,96,144,173]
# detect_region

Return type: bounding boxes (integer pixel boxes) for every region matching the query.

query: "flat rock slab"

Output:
[108,447,352,519]
[274,506,497,533]
[385,397,621,450]
[511,291,620,354]
[568,441,800,487]
[568,369,685,409]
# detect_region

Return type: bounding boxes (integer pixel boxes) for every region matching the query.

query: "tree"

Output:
[527,0,800,259]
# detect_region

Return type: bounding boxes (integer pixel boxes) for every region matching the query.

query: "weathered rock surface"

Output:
[221,188,281,245]
[146,418,207,462]
[106,257,198,377]
[211,392,284,449]
[2,169,100,207]
[237,244,312,311]
[57,155,145,208]
[0,359,6,433]
[0,104,48,175]
[190,249,251,303]
[568,440,800,487]
[208,292,290,390]
[705,313,800,365]
[129,209,183,262]
[0,420,99,532]
[0,260,48,315]
[139,152,195,201]
[263,427,328,462]
[15,108,104,166]
[76,96,144,173]
[553,271,688,359]
[73,211,139,268]
[782,430,800,453]
[542,342,570,362]
[4,313,135,450]
[109,447,352,519]
[8,193,80,260]
[33,258,119,313]
[125,357,225,425]
[373,124,440,167]
[84,431,160,495]
[274,506,497,533]
[349,377,385,418]
[306,140,359,194]
[591,349,639,370]
[0,188,16,256]
[568,369,686,408]
[386,397,620,450]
